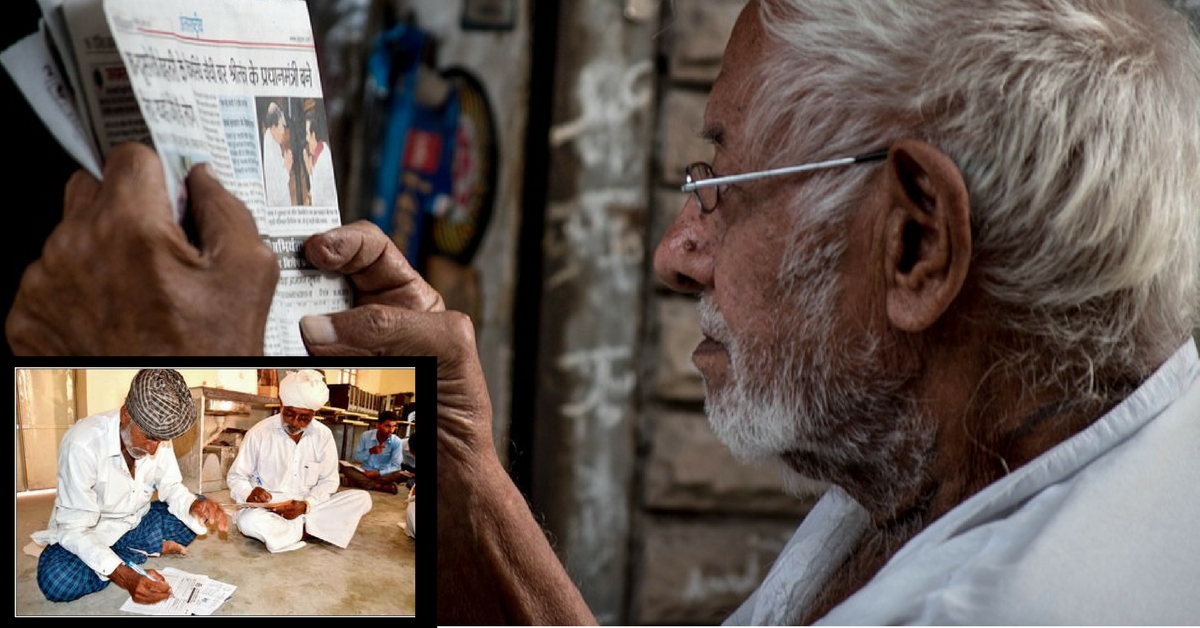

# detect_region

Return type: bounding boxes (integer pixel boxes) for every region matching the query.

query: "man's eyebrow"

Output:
[698,124,725,146]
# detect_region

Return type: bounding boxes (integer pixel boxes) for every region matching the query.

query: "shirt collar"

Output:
[891,337,1199,554]
[101,409,127,459]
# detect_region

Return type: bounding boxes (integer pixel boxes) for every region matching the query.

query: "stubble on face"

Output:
[698,219,933,511]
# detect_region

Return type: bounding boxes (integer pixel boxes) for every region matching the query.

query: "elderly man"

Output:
[31,369,228,604]
[340,410,412,494]
[402,430,417,540]
[6,0,1200,624]
[226,369,372,553]
[435,0,1200,624]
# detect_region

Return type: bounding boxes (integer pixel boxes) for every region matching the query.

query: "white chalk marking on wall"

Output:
[568,450,628,581]
[549,58,654,176]
[556,345,636,430]
[545,189,645,293]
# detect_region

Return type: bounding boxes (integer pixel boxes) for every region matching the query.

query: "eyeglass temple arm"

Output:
[681,149,890,192]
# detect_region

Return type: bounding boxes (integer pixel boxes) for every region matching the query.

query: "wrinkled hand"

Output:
[130,570,171,605]
[299,221,495,482]
[6,142,278,355]
[364,469,381,480]
[269,499,307,520]
[247,487,272,504]
[112,563,171,605]
[302,220,445,315]
[190,497,229,532]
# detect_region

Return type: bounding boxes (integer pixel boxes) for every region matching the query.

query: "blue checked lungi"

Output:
[37,501,198,602]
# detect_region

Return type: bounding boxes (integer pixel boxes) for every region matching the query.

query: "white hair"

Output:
[749,0,1200,401]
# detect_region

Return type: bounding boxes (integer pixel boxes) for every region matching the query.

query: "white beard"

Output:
[697,233,929,496]
[121,421,151,459]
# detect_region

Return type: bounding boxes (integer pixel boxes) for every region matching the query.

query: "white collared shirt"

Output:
[727,339,1200,625]
[226,413,340,507]
[32,409,205,579]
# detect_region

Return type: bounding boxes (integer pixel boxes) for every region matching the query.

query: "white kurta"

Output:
[262,129,291,207]
[31,410,207,579]
[726,339,1200,625]
[227,414,371,552]
[308,142,337,207]
[405,492,416,540]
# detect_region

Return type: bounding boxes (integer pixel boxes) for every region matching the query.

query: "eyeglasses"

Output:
[682,149,889,214]
[282,407,317,422]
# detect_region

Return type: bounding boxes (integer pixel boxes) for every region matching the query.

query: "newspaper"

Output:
[214,499,292,510]
[119,566,237,615]
[2,0,352,355]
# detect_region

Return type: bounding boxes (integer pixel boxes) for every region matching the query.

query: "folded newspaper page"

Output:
[2,0,352,355]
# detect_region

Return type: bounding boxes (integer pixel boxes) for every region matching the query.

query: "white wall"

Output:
[79,369,258,417]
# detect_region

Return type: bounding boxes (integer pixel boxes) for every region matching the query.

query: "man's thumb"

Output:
[300,306,477,360]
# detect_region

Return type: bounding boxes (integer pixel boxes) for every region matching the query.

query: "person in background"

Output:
[303,105,337,207]
[340,410,412,494]
[402,429,417,540]
[31,369,228,604]
[398,411,417,490]
[226,369,372,553]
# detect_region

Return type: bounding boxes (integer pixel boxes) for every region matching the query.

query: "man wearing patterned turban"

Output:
[226,369,372,553]
[31,369,228,605]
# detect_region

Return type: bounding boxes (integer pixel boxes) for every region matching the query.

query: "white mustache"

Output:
[697,297,732,343]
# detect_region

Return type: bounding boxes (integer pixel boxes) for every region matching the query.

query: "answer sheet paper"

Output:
[119,566,236,615]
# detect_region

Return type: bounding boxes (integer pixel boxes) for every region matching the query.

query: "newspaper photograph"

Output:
[3,0,351,355]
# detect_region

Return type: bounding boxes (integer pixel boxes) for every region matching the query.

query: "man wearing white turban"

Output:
[227,370,372,553]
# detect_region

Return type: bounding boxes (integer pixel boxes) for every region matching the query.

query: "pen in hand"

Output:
[122,558,172,605]
[126,559,161,582]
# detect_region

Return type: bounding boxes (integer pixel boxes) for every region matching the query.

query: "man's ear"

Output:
[881,139,971,332]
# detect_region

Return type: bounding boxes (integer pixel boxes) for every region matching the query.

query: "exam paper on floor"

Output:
[119,567,236,615]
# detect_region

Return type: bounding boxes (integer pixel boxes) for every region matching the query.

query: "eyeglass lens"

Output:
[687,163,718,212]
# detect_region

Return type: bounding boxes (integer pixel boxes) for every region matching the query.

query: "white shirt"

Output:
[308,142,337,207]
[263,129,291,207]
[727,339,1200,625]
[399,437,416,470]
[226,413,340,511]
[31,410,206,580]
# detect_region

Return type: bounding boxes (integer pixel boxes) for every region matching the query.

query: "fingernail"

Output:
[300,315,337,345]
[189,162,214,179]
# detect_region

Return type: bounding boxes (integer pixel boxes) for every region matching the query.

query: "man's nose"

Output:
[653,196,714,295]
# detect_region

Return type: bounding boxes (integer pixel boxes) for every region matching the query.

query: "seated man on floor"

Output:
[32,369,228,604]
[227,369,372,553]
[399,413,416,489]
[340,410,412,494]
[403,430,417,540]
